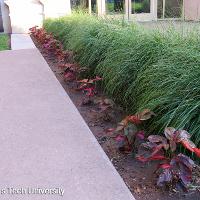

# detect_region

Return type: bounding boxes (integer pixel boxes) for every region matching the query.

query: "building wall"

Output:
[1,0,200,33]
[40,0,71,18]
[0,0,3,32]
[5,0,43,33]
[1,0,71,33]
[0,0,11,33]
[184,0,200,21]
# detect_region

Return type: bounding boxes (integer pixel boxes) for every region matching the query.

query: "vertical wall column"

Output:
[97,0,105,15]
[4,0,43,33]
[40,0,71,19]
[3,0,71,33]
[151,0,158,20]
[184,0,200,21]
[124,0,129,20]
[97,0,131,20]
[0,0,4,32]
[0,0,11,33]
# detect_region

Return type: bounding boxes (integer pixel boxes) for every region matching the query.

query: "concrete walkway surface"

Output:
[11,34,36,50]
[0,49,135,200]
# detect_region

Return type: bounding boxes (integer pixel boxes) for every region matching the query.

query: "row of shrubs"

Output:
[43,13,200,149]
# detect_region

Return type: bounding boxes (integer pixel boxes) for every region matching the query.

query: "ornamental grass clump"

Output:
[43,13,200,152]
[96,28,166,107]
[134,33,200,150]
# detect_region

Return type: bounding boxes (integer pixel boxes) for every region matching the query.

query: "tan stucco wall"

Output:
[184,0,200,21]
[1,0,200,33]
[40,0,71,18]
[1,0,71,33]
[5,0,44,33]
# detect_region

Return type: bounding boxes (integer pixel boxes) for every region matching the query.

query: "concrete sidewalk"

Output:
[0,49,135,200]
[11,34,36,50]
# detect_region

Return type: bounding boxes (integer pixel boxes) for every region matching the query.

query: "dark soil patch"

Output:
[32,36,200,200]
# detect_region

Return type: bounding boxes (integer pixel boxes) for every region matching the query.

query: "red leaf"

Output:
[106,128,115,133]
[43,43,50,49]
[164,127,196,152]
[151,144,166,157]
[115,135,131,152]
[84,87,95,97]
[194,148,200,157]
[159,163,171,169]
[128,115,141,125]
[136,154,166,162]
[115,135,126,142]
[64,72,75,81]
[181,140,195,153]
[59,63,77,69]
[170,154,194,187]
[92,76,102,81]
[136,155,148,162]
[157,168,172,186]
[78,83,88,90]
[149,155,166,161]
[78,78,91,83]
[148,135,169,150]
[136,131,145,140]
[176,130,191,142]
[78,76,102,84]
[164,127,176,140]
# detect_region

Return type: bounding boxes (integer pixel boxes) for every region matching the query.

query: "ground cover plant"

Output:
[30,23,200,198]
[109,109,200,189]
[0,34,9,51]
[136,127,200,189]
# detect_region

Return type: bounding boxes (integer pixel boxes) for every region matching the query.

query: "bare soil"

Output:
[32,36,200,200]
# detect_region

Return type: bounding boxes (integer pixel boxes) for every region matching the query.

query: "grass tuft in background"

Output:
[0,34,9,51]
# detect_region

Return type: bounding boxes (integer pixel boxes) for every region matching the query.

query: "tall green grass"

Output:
[44,13,200,152]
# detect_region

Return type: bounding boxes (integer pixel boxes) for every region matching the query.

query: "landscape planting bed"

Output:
[31,33,200,200]
[43,14,200,154]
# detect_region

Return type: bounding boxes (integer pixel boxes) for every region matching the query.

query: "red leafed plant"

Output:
[110,109,155,152]
[136,135,168,162]
[29,26,38,35]
[30,26,103,102]
[77,76,102,104]
[43,38,60,52]
[164,127,200,157]
[58,63,83,82]
[30,27,48,44]
[156,154,194,190]
[42,37,65,59]
[29,26,66,61]
[136,127,200,189]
